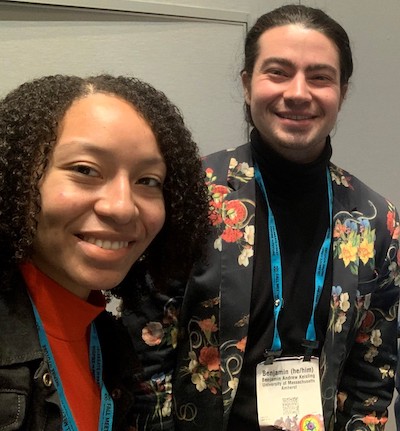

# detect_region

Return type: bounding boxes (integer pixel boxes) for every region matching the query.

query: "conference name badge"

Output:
[256,357,324,431]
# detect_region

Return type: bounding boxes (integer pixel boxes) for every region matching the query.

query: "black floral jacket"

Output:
[173,143,400,431]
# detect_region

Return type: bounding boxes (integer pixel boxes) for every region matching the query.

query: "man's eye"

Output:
[72,165,99,177]
[311,75,334,83]
[267,69,287,76]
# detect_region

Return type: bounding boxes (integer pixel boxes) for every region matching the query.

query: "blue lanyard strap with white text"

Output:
[30,299,114,431]
[254,163,333,353]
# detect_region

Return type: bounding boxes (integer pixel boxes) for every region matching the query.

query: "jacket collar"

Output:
[0,271,43,366]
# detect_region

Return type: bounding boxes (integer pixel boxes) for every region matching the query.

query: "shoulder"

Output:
[202,142,253,179]
[330,162,397,214]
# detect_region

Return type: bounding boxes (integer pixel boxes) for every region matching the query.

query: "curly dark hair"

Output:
[0,74,209,292]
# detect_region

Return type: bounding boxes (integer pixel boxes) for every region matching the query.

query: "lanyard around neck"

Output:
[30,298,114,431]
[254,163,333,353]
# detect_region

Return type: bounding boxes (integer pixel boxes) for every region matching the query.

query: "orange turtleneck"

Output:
[21,262,106,430]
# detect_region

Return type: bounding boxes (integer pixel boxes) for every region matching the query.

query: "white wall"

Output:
[143,0,400,211]
[302,0,400,212]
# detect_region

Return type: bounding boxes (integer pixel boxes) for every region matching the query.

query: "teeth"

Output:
[84,237,129,250]
[281,114,312,120]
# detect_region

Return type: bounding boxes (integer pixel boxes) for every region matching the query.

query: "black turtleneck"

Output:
[228,130,333,430]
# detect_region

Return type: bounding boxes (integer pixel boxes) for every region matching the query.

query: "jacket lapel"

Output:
[320,168,361,427]
[214,145,257,427]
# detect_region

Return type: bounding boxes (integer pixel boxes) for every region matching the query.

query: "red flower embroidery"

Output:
[221,227,243,243]
[333,221,347,238]
[223,200,248,226]
[199,346,220,371]
[361,310,375,330]
[236,337,247,352]
[198,318,218,333]
[210,184,229,201]
[387,210,396,235]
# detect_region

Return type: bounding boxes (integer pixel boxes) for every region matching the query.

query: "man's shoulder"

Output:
[330,162,397,213]
[203,142,252,167]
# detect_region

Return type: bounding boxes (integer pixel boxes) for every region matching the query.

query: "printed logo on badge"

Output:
[299,414,324,431]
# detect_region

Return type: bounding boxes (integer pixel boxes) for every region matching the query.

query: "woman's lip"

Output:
[76,235,132,250]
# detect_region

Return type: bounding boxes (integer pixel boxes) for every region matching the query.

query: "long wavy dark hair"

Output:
[242,4,353,125]
[0,74,210,293]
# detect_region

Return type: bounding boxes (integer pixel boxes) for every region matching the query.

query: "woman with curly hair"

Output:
[0,74,209,430]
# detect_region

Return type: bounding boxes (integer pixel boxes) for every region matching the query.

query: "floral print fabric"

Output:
[173,143,400,431]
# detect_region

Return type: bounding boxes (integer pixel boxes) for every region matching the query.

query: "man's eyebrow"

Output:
[258,57,294,70]
[305,63,338,75]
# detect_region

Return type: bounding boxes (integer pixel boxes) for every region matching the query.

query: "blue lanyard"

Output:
[30,299,114,431]
[254,164,333,352]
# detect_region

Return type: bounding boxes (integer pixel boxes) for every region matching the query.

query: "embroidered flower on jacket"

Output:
[238,246,254,267]
[362,414,388,426]
[228,158,254,181]
[141,372,173,422]
[330,165,353,189]
[370,329,383,347]
[221,226,243,243]
[329,286,349,333]
[244,225,255,245]
[334,313,346,333]
[181,315,221,395]
[385,202,400,287]
[386,202,398,236]
[364,396,378,407]
[333,208,376,274]
[339,292,350,312]
[205,165,255,266]
[142,321,164,346]
[336,391,348,411]
[198,317,218,333]
[228,377,239,399]
[338,238,359,267]
[235,336,247,352]
[358,238,375,265]
[364,346,379,363]
[199,346,220,371]
[191,372,207,392]
[379,364,395,380]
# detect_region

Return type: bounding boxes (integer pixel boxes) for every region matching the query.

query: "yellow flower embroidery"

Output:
[339,241,358,267]
[358,238,374,265]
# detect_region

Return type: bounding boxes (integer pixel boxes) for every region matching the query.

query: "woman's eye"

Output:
[71,165,99,177]
[138,177,162,187]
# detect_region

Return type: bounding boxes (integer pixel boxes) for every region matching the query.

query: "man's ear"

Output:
[339,84,348,109]
[241,71,251,105]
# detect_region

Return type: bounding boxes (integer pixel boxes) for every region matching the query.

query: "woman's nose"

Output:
[94,177,137,225]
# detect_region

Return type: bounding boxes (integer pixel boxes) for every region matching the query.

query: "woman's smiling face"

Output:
[32,93,167,299]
